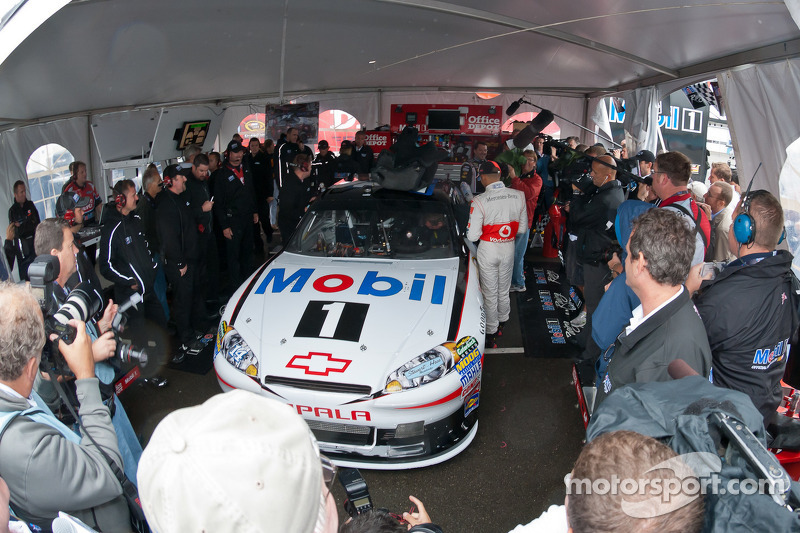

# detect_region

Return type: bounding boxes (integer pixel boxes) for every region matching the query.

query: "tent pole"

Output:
[279,0,290,104]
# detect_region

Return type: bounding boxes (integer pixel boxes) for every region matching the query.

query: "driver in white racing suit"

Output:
[467,161,527,345]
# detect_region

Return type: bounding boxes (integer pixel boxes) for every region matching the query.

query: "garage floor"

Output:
[117,244,587,532]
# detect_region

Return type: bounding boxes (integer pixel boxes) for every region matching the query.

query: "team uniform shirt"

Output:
[467,181,527,335]
[62,181,102,224]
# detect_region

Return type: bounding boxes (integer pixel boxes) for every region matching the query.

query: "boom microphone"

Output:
[505,98,524,117]
[513,109,554,149]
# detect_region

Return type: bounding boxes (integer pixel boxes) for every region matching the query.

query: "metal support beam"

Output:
[373,0,678,77]
[590,38,800,98]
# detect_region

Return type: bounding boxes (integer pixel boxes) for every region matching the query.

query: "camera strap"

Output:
[51,378,150,532]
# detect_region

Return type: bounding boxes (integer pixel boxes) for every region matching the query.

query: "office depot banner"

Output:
[390,104,502,135]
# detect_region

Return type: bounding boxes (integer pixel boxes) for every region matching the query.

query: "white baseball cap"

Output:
[138,390,329,533]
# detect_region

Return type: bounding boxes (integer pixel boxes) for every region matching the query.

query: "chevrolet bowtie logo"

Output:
[286,352,352,376]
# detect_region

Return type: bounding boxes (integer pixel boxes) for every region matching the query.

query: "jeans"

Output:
[511,227,530,287]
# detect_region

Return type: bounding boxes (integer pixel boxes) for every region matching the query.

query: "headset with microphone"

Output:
[733,162,785,246]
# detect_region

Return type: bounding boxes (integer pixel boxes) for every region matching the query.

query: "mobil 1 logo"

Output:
[294,301,369,342]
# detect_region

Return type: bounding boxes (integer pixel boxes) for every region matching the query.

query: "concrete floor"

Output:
[119,287,587,532]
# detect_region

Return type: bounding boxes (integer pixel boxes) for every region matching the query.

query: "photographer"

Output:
[567,155,624,337]
[0,282,130,531]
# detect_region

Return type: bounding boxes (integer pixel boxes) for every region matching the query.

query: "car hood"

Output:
[232,253,461,392]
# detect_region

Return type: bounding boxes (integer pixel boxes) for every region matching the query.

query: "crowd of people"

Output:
[0,125,797,532]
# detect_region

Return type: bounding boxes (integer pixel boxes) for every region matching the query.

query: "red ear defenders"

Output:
[115,192,126,208]
[162,174,173,189]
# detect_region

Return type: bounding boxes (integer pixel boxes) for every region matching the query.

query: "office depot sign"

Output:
[390,104,502,135]
[363,131,392,152]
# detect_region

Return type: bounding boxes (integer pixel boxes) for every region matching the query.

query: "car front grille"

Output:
[306,420,374,446]
[264,375,372,395]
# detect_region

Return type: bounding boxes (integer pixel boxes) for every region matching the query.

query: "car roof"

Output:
[318,180,453,206]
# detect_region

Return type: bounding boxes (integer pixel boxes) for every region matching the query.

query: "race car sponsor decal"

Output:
[569,286,583,308]
[533,268,547,285]
[452,336,482,389]
[295,301,369,342]
[479,305,486,335]
[538,290,555,311]
[289,404,371,421]
[254,268,446,305]
[546,318,566,344]
[553,292,576,311]
[563,321,581,338]
[286,352,352,376]
[464,391,480,417]
[751,337,790,371]
[405,356,445,380]
[215,320,232,358]
[546,270,559,283]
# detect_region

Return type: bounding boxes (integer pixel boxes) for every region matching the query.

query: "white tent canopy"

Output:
[1,0,799,220]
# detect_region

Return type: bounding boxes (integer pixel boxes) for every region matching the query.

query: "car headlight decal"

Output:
[217,324,259,377]
[384,336,479,394]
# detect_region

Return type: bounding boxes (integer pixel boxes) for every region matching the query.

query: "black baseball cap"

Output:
[478,160,502,176]
[56,191,90,214]
[633,150,656,163]
[318,140,329,150]
[226,140,245,153]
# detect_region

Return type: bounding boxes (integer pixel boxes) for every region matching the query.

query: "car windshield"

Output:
[286,199,457,259]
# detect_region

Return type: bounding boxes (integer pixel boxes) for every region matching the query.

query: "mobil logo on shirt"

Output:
[253,267,447,304]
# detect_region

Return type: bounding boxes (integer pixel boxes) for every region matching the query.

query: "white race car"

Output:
[214,180,485,469]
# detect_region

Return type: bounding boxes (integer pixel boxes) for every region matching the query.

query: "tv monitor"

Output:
[176,120,211,150]
[427,110,461,130]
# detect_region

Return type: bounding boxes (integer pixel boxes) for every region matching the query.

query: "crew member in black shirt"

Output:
[245,138,273,252]
[352,130,375,175]
[212,140,258,287]
[278,154,316,244]
[312,139,336,190]
[7,180,40,280]
[157,165,207,354]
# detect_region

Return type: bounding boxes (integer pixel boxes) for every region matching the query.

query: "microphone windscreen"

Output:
[667,359,700,380]
[513,109,554,149]
[505,99,522,116]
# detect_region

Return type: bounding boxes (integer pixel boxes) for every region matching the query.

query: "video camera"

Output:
[28,255,147,376]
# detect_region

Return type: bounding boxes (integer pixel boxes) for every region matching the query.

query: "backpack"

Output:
[588,377,800,532]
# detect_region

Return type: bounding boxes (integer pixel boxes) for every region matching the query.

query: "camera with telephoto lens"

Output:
[109,292,148,367]
[28,255,147,375]
[29,255,102,375]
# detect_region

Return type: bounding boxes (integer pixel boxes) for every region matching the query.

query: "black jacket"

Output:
[185,176,213,235]
[571,179,624,264]
[8,200,40,258]
[352,143,374,174]
[135,190,161,251]
[99,207,157,292]
[332,155,360,182]
[211,162,257,231]
[245,150,273,204]
[313,151,337,189]
[596,288,712,406]
[276,139,300,188]
[156,190,200,269]
[277,172,315,233]
[694,250,799,420]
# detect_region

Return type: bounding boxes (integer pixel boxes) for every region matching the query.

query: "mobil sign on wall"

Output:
[390,104,502,136]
